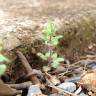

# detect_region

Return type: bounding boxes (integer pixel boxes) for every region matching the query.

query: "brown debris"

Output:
[80,71,96,93]
[0,79,21,96]
[16,50,41,85]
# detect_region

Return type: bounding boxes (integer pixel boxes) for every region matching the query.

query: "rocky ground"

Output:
[0,0,96,96]
[0,0,96,52]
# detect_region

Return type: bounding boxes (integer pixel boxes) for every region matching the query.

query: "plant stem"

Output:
[48,35,53,67]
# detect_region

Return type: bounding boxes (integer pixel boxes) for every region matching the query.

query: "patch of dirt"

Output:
[1,1,96,95]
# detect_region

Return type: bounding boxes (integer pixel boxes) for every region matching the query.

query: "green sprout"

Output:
[37,21,64,71]
[0,41,9,76]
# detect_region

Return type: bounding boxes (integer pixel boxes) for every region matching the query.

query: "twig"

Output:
[16,50,41,85]
[8,81,32,90]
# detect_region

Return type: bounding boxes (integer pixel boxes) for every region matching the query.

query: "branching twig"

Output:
[8,81,32,90]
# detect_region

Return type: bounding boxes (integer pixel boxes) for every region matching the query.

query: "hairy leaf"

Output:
[51,35,63,45]
[55,57,64,62]
[51,62,60,68]
[51,57,64,68]
[45,52,50,58]
[52,53,58,59]
[37,53,47,60]
[45,22,57,35]
[0,54,9,62]
[0,64,6,76]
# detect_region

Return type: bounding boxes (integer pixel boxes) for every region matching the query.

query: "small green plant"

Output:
[0,41,9,76]
[37,21,64,71]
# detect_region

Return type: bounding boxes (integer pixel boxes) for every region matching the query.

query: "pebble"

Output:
[27,85,42,96]
[57,82,76,92]
[65,76,81,82]
[79,92,88,96]
[88,63,96,70]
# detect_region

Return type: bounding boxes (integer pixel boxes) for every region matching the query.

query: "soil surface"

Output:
[0,1,96,96]
[0,0,96,59]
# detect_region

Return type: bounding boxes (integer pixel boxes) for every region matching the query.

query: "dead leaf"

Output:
[45,72,60,85]
[0,79,21,96]
[80,71,96,92]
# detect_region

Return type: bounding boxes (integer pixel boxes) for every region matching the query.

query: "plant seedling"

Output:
[0,41,9,76]
[37,21,64,72]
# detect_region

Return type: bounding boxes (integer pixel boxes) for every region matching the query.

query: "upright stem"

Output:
[48,35,53,67]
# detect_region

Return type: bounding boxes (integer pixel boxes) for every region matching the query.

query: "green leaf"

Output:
[0,54,9,62]
[0,64,6,76]
[37,53,47,60]
[51,39,59,45]
[56,57,64,62]
[51,62,60,68]
[52,53,58,59]
[42,34,50,41]
[51,57,64,68]
[55,35,63,39]
[45,22,57,35]
[51,35,63,45]
[43,66,51,72]
[45,52,50,58]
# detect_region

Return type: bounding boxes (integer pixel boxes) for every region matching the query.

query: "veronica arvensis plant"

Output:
[37,21,64,72]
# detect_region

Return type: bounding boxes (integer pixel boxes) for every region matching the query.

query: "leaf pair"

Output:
[37,52,51,60]
[51,53,64,68]
[42,56,64,72]
[42,22,62,46]
[51,35,63,45]
[38,52,64,68]
[45,21,57,36]
[51,57,64,68]
[42,22,57,45]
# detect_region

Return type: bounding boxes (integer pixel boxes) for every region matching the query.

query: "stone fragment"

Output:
[79,92,88,96]
[57,82,76,92]
[27,85,42,96]
[65,76,81,82]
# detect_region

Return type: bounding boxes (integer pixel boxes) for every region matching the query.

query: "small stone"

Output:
[79,92,88,96]
[88,63,96,70]
[57,82,76,92]
[27,85,42,96]
[65,76,81,82]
